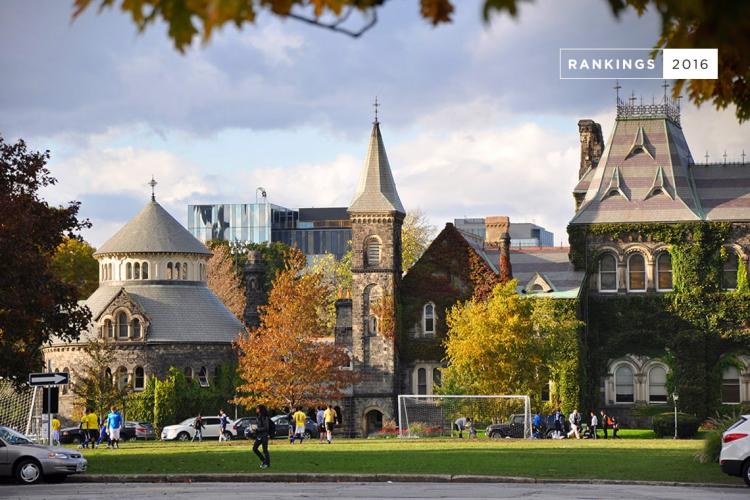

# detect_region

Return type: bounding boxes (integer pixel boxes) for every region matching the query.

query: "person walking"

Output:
[192,414,204,442]
[316,406,325,444]
[107,406,123,449]
[96,419,108,448]
[291,407,307,444]
[567,409,581,439]
[252,405,271,469]
[467,418,477,439]
[600,410,609,439]
[80,408,97,449]
[323,404,336,444]
[218,409,229,442]
[454,416,467,438]
[51,415,61,447]
[589,411,598,440]
[552,408,564,439]
[611,415,620,439]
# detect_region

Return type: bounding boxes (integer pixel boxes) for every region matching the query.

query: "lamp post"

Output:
[673,393,679,439]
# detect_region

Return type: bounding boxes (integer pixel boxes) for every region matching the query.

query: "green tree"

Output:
[402,209,436,273]
[70,339,131,420]
[50,237,99,299]
[0,136,91,381]
[307,249,353,330]
[73,1,750,122]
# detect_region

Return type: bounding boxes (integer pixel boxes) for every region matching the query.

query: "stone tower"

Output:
[243,250,265,328]
[578,119,604,179]
[347,116,405,437]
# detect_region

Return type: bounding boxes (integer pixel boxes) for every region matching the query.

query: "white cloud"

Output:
[242,23,304,66]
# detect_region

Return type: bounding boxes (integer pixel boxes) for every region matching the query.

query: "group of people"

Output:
[541,408,620,440]
[453,416,477,438]
[78,406,124,448]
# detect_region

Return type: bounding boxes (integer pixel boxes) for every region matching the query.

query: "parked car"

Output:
[161,416,236,441]
[0,426,87,484]
[59,426,99,445]
[244,414,319,440]
[121,421,156,441]
[232,417,258,439]
[719,414,750,486]
[486,414,528,439]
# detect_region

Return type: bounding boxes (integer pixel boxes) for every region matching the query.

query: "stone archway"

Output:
[364,408,383,436]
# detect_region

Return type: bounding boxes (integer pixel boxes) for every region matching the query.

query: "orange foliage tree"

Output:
[235,247,355,410]
[207,243,246,321]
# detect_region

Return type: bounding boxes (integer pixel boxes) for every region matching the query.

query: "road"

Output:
[0,481,745,499]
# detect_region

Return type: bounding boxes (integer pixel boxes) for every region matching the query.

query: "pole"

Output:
[673,399,678,439]
[397,395,403,438]
[47,359,53,446]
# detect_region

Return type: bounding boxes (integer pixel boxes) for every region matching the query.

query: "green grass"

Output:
[66,434,740,485]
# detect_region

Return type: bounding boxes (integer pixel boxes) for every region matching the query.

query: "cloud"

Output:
[242,23,304,66]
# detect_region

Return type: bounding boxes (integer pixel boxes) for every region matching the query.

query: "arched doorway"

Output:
[365,409,383,436]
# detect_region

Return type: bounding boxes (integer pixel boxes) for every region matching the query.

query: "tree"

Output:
[307,248,353,330]
[402,209,436,273]
[207,242,247,321]
[50,237,99,299]
[69,339,131,419]
[73,1,750,122]
[235,247,355,410]
[0,136,91,381]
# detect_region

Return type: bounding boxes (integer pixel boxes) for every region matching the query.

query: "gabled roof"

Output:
[349,121,405,214]
[95,200,211,256]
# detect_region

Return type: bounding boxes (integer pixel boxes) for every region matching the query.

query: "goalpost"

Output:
[397,394,532,439]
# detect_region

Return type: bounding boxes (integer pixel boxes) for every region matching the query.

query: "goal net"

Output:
[0,379,40,437]
[397,394,531,439]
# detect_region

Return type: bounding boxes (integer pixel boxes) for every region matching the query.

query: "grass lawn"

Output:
[66,433,739,485]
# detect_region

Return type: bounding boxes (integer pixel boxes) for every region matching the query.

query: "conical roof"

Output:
[94,199,211,256]
[349,121,405,214]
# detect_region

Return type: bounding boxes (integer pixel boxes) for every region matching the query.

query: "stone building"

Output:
[43,195,244,417]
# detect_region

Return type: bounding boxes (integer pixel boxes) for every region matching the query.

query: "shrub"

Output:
[652,412,700,438]
[409,422,427,437]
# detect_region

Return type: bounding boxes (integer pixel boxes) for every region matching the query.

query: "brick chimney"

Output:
[578,119,604,179]
[486,216,513,282]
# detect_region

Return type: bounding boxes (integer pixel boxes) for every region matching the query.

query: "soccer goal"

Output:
[0,379,40,437]
[397,394,531,439]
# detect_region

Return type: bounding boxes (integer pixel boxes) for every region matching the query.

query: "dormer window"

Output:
[132,318,141,339]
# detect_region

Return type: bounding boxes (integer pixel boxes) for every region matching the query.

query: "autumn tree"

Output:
[70,339,131,419]
[402,209,436,273]
[206,242,246,321]
[73,1,750,122]
[307,248,353,330]
[0,136,91,381]
[51,237,99,298]
[235,247,355,410]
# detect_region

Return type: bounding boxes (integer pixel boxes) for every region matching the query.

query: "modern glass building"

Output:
[273,207,351,259]
[188,203,283,244]
[454,218,555,247]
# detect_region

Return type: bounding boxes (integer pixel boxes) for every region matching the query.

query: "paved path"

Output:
[0,481,746,499]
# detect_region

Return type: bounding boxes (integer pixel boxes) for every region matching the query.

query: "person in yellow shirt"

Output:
[290,407,307,444]
[51,415,61,446]
[80,408,98,449]
[323,405,336,444]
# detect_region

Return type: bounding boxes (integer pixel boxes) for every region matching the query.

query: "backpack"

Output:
[267,417,276,436]
[607,416,615,426]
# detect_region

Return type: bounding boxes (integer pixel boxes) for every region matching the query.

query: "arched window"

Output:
[117,312,128,339]
[131,318,141,339]
[62,367,69,394]
[530,283,545,292]
[105,367,112,382]
[104,319,114,339]
[364,284,381,336]
[627,253,646,291]
[423,303,435,336]
[175,262,181,279]
[182,262,188,280]
[722,251,739,290]
[167,262,173,280]
[417,368,427,395]
[109,263,113,280]
[116,366,128,390]
[126,262,132,280]
[432,367,441,388]
[365,237,381,267]
[615,365,634,403]
[369,316,379,336]
[198,366,209,387]
[142,262,149,279]
[722,365,741,404]
[249,277,258,290]
[134,262,140,279]
[648,365,668,403]
[133,367,145,391]
[656,253,673,291]
[598,254,617,292]
[184,366,193,383]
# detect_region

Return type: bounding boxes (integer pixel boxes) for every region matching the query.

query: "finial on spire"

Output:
[723,150,728,164]
[373,96,379,124]
[148,176,157,201]
[704,151,710,164]
[613,80,621,103]
[661,81,669,103]
[742,150,747,164]
[629,91,637,106]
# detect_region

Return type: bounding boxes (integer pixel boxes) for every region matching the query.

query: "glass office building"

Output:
[273,207,351,260]
[188,203,283,244]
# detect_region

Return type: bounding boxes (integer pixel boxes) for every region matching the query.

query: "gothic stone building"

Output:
[43,196,243,417]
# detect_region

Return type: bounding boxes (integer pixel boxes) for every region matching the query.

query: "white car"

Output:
[160,416,235,441]
[719,414,750,486]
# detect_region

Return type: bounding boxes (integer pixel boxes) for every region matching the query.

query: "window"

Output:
[62,367,69,394]
[214,366,220,380]
[142,262,149,279]
[134,367,145,391]
[615,365,635,403]
[656,253,673,291]
[432,367,441,388]
[175,262,181,279]
[598,254,617,291]
[365,237,381,267]
[131,318,141,339]
[722,366,741,404]
[648,365,668,403]
[134,262,140,279]
[105,367,112,382]
[417,368,427,395]
[723,251,739,290]
[109,263,113,280]
[167,262,173,280]
[104,319,114,339]
[116,366,128,390]
[184,367,193,383]
[369,315,379,336]
[182,262,188,280]
[198,366,209,387]
[117,312,128,339]
[423,303,435,336]
[126,262,132,280]
[628,253,646,291]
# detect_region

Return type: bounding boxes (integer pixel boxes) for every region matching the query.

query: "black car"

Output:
[486,414,528,439]
[59,427,98,445]
[232,416,258,439]
[245,415,319,439]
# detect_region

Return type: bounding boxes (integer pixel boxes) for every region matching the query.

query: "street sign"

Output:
[28,372,69,386]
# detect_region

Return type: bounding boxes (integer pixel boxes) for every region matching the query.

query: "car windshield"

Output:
[0,426,33,445]
[179,418,195,425]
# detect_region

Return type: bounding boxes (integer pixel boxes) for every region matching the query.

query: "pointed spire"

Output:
[349,118,405,215]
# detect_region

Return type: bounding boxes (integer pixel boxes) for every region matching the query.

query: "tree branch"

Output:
[286,9,378,38]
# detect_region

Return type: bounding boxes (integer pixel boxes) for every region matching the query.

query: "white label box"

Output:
[663,49,718,79]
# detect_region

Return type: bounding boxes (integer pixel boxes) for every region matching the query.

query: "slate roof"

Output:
[56,283,243,345]
[349,121,405,214]
[95,200,211,256]
[691,164,750,221]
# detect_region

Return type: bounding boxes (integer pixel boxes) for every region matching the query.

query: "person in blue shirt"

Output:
[532,412,542,438]
[106,406,123,449]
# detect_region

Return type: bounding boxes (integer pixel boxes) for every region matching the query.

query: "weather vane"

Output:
[373,96,379,124]
[148,176,157,201]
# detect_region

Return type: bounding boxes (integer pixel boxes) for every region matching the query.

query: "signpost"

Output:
[29,368,69,446]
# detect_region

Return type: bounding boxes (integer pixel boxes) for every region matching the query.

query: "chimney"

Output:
[486,216,513,282]
[578,119,604,179]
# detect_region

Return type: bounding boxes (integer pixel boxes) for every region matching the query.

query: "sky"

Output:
[1,0,748,247]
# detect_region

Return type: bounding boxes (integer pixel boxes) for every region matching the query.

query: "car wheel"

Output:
[489,431,502,439]
[45,474,67,484]
[304,431,312,439]
[177,432,190,441]
[72,436,81,444]
[15,459,43,485]
[742,460,750,487]
[223,431,233,441]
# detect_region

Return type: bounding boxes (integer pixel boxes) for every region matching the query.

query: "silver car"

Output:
[0,426,88,484]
